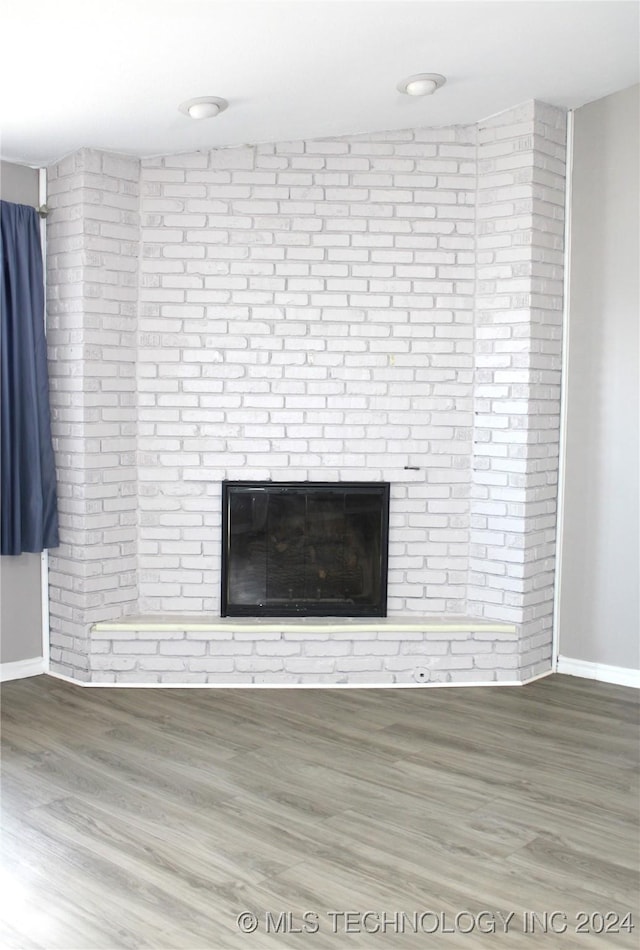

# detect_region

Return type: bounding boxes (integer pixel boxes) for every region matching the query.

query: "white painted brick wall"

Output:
[47,149,141,680]
[90,625,518,685]
[45,103,566,684]
[469,101,566,679]
[137,127,478,616]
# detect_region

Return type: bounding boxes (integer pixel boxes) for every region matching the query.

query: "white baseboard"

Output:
[556,656,640,688]
[1,656,47,683]
[47,669,544,689]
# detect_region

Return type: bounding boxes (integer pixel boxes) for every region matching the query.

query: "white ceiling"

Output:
[1,0,638,166]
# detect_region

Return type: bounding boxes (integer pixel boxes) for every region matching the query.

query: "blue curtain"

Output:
[1,200,59,555]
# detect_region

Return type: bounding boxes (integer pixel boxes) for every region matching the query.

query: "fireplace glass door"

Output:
[222,482,389,617]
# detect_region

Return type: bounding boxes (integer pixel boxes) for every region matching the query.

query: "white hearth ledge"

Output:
[92,615,517,636]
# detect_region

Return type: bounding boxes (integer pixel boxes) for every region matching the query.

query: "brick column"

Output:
[46,149,140,679]
[469,102,567,679]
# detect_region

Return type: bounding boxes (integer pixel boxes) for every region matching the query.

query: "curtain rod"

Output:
[0,202,49,216]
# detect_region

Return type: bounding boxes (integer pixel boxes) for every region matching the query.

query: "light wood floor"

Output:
[1,674,638,949]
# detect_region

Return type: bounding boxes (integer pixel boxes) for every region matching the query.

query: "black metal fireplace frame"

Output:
[221,481,390,618]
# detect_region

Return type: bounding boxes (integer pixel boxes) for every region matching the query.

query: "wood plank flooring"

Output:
[1,674,638,948]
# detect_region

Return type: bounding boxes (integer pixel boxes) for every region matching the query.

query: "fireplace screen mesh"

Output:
[222,482,389,617]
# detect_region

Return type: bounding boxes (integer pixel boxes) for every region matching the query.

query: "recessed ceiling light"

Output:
[397,73,446,97]
[179,96,228,120]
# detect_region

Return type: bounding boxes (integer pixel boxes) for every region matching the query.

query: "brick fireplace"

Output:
[45,100,566,685]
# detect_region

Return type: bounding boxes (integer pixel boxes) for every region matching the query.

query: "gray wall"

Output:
[0,161,44,666]
[558,85,640,672]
